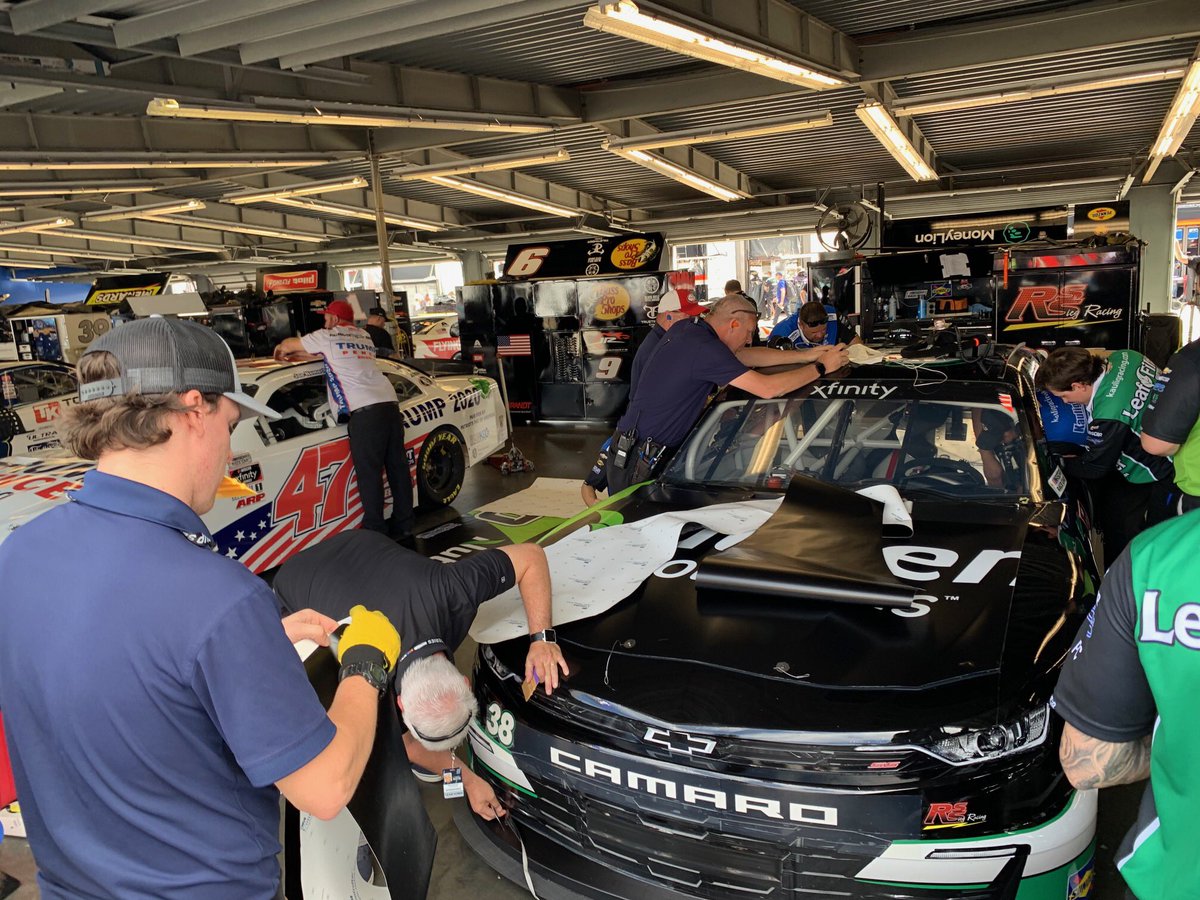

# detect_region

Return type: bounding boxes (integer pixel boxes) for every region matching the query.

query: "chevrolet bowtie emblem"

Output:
[643,727,716,756]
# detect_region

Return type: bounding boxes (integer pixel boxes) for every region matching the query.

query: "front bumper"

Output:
[461,719,1097,900]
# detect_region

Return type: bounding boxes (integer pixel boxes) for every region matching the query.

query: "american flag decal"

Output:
[497,334,532,357]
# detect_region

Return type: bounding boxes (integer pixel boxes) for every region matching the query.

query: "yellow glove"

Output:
[337,604,401,672]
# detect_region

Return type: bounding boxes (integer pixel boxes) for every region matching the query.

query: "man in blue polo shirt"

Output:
[769,300,861,348]
[0,317,401,899]
[606,295,848,494]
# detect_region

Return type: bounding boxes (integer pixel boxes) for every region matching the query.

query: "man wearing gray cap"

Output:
[0,317,401,900]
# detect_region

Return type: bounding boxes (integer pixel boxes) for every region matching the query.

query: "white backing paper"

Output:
[855,484,914,538]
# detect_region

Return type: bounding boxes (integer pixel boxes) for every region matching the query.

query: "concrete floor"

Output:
[0,423,1141,899]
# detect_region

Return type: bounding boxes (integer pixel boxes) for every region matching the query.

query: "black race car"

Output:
[458,352,1101,900]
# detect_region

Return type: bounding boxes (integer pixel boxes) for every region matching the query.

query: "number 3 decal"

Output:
[506,246,550,278]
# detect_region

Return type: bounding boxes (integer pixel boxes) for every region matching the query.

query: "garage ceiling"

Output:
[0,0,1196,277]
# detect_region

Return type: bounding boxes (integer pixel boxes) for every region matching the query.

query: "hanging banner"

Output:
[503,233,665,280]
[84,273,168,306]
[884,208,1069,248]
[258,263,328,294]
[1072,201,1130,238]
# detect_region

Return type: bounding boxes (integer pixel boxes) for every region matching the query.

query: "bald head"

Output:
[706,295,759,350]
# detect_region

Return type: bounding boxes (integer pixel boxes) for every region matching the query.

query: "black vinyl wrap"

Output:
[285,648,437,900]
[695,477,917,609]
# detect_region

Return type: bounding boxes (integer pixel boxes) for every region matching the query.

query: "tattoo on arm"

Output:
[1059,723,1152,790]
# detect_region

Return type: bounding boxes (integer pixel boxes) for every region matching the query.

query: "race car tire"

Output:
[417,426,466,507]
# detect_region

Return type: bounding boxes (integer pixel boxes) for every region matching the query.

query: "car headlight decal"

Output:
[926,705,1049,764]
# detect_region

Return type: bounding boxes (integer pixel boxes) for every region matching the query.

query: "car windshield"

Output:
[663,389,1032,499]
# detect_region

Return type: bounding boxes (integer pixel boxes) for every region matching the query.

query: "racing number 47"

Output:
[274,440,355,535]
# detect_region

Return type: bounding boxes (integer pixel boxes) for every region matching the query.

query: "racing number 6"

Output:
[506,246,550,278]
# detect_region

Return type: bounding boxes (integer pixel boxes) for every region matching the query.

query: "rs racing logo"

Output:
[1003,284,1122,331]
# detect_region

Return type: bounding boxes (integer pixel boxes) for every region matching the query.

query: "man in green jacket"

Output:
[1037,347,1173,561]
[1054,510,1200,900]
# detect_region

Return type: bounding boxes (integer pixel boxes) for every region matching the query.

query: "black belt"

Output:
[350,400,396,417]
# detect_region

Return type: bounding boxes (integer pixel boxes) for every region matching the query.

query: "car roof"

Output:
[234,356,424,386]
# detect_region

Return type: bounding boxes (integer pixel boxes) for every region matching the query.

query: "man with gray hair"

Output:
[273,529,566,821]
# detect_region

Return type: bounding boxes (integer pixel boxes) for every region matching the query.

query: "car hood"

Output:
[498,481,1072,734]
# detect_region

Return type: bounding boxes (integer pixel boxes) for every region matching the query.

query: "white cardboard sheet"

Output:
[469,498,783,644]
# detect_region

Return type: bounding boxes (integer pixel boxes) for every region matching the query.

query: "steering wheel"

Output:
[899,457,986,489]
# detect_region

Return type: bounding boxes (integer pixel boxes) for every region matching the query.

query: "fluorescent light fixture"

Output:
[604,113,834,152]
[0,242,136,261]
[894,65,1189,116]
[855,101,938,182]
[606,147,749,201]
[66,228,228,253]
[0,217,73,236]
[0,258,55,269]
[422,175,583,217]
[271,197,444,232]
[146,98,554,134]
[1145,56,1200,182]
[888,176,1121,202]
[1117,173,1136,201]
[0,158,334,172]
[84,199,206,223]
[0,182,167,198]
[583,1,845,90]
[143,214,328,243]
[223,176,369,205]
[393,149,572,181]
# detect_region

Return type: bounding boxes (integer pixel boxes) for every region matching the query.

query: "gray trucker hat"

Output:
[78,316,278,421]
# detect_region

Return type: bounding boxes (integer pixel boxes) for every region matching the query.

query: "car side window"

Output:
[6,367,73,403]
[386,371,422,403]
[265,375,336,441]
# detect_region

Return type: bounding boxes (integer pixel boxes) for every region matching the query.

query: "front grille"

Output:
[490,775,1001,900]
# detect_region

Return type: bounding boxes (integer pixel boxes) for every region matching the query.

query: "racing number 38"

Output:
[274,439,355,535]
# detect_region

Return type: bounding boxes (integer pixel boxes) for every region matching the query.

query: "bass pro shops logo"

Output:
[1003,283,1122,332]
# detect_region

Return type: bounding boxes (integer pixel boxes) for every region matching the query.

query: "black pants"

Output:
[348,401,413,536]
[1093,472,1172,566]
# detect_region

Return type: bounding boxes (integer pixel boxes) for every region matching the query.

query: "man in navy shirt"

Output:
[606,295,849,494]
[0,318,401,899]
[582,288,708,506]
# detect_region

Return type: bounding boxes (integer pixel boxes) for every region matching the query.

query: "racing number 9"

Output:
[596,357,621,380]
[505,246,550,278]
[485,701,515,747]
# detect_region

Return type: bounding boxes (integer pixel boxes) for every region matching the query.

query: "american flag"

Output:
[497,334,532,357]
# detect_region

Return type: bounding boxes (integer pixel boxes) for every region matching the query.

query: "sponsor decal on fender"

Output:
[923,801,987,830]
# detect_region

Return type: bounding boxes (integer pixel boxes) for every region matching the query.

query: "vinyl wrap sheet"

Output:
[695,477,917,609]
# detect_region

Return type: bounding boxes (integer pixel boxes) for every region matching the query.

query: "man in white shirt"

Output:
[274,300,413,537]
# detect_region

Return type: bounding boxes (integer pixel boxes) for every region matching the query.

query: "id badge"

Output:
[442,767,464,799]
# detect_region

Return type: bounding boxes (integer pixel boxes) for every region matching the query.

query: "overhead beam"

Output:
[858,0,1200,82]
[269,0,587,69]
[111,0,318,49]
[9,0,127,35]
[178,0,413,58]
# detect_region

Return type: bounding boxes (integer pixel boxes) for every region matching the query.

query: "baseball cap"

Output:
[323,299,355,322]
[657,290,707,317]
[78,317,279,421]
[367,306,389,318]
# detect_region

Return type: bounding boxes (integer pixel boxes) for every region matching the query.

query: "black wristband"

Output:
[814,361,827,377]
[340,644,389,670]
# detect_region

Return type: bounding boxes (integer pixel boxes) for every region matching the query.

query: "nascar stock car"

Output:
[0,360,79,458]
[414,315,463,360]
[447,352,1102,900]
[0,357,507,572]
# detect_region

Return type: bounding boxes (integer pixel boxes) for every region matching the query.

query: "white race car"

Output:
[0,358,507,572]
[0,360,79,458]
[413,315,462,360]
